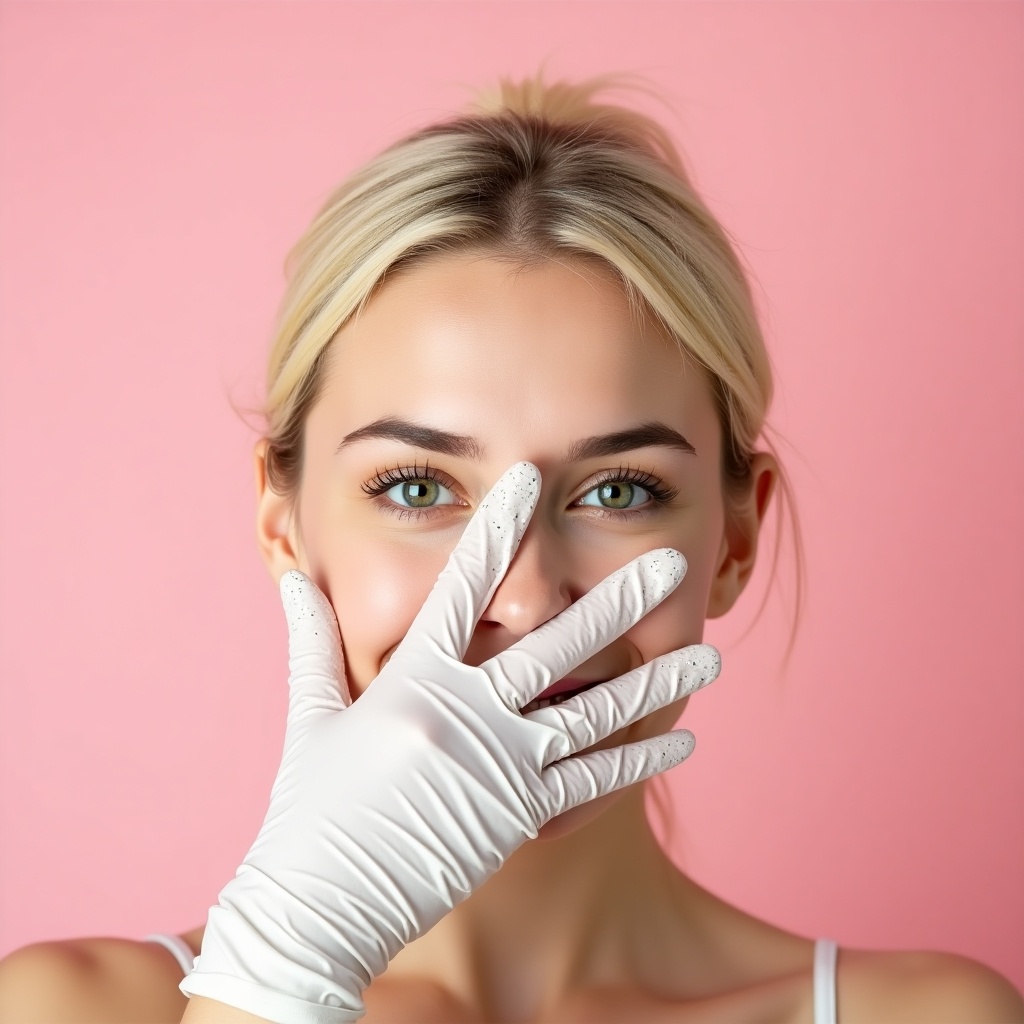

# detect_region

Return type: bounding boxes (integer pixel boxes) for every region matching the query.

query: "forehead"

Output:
[315,252,720,457]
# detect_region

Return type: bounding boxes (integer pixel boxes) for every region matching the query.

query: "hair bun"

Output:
[471,73,617,123]
[468,71,687,173]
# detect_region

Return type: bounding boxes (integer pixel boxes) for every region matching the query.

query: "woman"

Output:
[1,76,1020,1024]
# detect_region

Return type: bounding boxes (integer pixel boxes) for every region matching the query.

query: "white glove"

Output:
[180,461,720,1023]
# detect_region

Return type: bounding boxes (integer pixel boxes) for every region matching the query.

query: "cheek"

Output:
[304,529,452,695]
[618,539,719,658]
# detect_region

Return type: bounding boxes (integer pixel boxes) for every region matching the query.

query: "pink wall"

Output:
[2,0,1021,993]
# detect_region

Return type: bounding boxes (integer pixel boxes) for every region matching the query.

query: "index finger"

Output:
[399,461,540,661]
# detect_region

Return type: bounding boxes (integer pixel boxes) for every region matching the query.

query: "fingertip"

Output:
[279,569,313,613]
[478,462,541,512]
[509,460,542,496]
[279,568,310,595]
[682,643,721,692]
[661,729,696,766]
[638,547,687,602]
[279,570,337,634]
[638,729,696,781]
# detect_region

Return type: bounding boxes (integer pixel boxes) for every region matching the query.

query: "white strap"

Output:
[144,933,196,977]
[813,938,838,1024]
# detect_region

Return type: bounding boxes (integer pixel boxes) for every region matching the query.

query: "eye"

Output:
[384,478,459,509]
[578,480,652,510]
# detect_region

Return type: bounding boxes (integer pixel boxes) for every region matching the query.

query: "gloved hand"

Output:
[180,462,720,1023]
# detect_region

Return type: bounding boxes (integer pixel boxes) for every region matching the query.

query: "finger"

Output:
[400,462,540,661]
[528,645,720,760]
[279,570,351,722]
[540,729,696,818]
[485,548,685,709]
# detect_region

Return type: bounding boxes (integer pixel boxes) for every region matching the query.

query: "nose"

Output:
[478,515,574,638]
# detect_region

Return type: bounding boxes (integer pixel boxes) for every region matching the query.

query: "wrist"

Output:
[181,880,366,1024]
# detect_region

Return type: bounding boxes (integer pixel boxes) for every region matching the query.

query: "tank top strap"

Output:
[813,938,838,1024]
[143,933,196,977]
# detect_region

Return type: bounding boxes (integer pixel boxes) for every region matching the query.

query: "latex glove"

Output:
[180,462,720,1023]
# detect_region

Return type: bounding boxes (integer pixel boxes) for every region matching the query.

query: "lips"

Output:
[535,676,605,702]
[521,676,606,714]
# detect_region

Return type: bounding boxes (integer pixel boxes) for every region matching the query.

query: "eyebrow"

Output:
[337,417,481,459]
[336,416,696,460]
[567,422,696,460]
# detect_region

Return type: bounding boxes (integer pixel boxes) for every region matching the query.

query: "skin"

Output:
[252,250,781,1018]
[259,251,774,836]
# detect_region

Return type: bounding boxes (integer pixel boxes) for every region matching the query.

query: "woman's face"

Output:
[262,251,746,838]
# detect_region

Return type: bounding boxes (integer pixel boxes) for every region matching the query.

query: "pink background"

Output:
[2,0,1022,994]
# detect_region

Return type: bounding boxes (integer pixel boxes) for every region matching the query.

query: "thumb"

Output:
[279,571,352,725]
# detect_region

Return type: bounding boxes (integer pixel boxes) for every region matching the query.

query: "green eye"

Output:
[385,478,455,508]
[579,481,650,510]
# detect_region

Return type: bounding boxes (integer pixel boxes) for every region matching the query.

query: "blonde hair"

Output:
[264,73,801,635]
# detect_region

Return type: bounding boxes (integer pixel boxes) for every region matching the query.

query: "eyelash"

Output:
[585,465,679,514]
[361,462,678,521]
[361,461,462,521]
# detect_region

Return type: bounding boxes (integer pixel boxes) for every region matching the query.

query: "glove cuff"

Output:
[180,971,363,1024]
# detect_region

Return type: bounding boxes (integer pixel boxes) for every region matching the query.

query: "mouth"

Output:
[521,677,605,715]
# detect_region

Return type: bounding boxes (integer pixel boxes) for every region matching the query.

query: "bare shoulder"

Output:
[0,935,188,1024]
[840,947,1024,1023]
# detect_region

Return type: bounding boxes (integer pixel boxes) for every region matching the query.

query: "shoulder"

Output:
[840,948,1024,1023]
[0,935,188,1023]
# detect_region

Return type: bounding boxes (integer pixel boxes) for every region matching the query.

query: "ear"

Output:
[254,438,304,582]
[706,452,778,619]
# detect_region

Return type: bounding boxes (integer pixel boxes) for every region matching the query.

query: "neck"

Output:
[387,786,694,1017]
